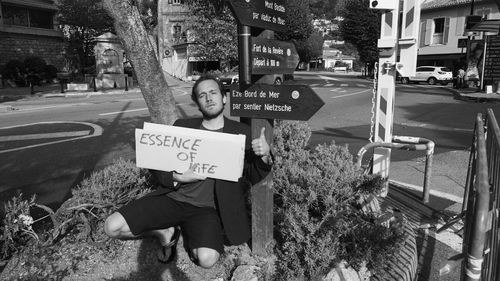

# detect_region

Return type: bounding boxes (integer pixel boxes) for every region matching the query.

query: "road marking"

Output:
[331,89,370,99]
[399,122,472,132]
[173,88,188,96]
[330,88,342,92]
[390,180,463,203]
[318,75,340,81]
[99,107,148,116]
[2,104,88,114]
[0,121,103,154]
[356,83,368,87]
[117,98,144,101]
[325,83,334,87]
[340,83,349,87]
[0,131,91,141]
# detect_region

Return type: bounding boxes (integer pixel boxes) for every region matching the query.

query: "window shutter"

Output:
[456,12,465,36]
[424,19,432,45]
[443,17,450,44]
[419,21,426,47]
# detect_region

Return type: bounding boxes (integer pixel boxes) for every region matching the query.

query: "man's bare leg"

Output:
[104,212,176,246]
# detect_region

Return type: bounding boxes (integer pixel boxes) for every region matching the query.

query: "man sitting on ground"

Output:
[104,75,273,268]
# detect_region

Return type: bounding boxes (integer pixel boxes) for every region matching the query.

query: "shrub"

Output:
[1,159,155,279]
[0,194,39,262]
[51,158,154,243]
[272,120,405,280]
[43,65,58,80]
[1,59,25,81]
[23,56,47,74]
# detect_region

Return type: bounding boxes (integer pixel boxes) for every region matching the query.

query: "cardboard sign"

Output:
[135,122,246,182]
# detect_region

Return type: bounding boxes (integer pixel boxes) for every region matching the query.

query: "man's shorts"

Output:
[118,194,224,253]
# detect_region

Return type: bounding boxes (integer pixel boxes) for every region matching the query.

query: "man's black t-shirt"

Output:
[166,125,223,208]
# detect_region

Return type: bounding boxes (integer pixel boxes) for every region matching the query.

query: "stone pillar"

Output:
[94,32,124,75]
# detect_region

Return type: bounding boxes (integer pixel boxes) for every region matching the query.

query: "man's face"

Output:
[195,79,226,119]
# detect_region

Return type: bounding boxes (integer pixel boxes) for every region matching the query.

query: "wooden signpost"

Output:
[229,84,324,120]
[228,0,325,256]
[252,37,299,74]
[228,0,287,32]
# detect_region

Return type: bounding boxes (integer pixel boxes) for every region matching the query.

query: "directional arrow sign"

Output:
[252,37,299,74]
[228,0,287,32]
[229,84,324,121]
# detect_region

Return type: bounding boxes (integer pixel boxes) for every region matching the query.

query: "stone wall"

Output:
[0,32,66,71]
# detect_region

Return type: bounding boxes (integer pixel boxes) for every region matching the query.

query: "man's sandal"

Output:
[157,227,181,264]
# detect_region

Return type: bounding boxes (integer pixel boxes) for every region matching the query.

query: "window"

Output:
[102,49,119,74]
[168,0,184,4]
[2,4,53,29]
[173,25,182,35]
[433,18,445,44]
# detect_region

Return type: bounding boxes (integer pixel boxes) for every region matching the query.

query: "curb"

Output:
[443,87,500,102]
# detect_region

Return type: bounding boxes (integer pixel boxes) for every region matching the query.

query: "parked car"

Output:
[218,66,284,88]
[399,66,453,85]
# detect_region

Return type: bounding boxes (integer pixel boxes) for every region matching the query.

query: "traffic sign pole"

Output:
[371,1,400,197]
[237,23,274,256]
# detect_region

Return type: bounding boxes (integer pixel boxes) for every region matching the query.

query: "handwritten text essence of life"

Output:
[138,134,218,175]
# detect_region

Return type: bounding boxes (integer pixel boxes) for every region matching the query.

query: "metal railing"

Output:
[461,109,500,281]
[356,135,435,203]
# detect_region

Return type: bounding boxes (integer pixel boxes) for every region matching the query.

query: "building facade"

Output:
[419,0,500,68]
[0,0,65,71]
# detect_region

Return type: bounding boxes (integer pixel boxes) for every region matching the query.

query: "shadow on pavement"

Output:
[310,123,472,162]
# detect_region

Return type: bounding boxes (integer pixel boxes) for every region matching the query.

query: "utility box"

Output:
[369,0,398,10]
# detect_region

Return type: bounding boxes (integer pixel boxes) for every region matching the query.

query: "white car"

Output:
[399,66,453,85]
[218,66,284,88]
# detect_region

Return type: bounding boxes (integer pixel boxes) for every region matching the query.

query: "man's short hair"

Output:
[191,75,226,103]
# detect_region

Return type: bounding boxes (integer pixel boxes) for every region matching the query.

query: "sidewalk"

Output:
[0,73,193,105]
[444,84,500,102]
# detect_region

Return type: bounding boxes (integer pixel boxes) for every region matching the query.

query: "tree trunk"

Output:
[102,0,178,125]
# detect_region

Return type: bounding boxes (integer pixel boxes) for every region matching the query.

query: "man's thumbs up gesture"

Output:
[252,127,272,164]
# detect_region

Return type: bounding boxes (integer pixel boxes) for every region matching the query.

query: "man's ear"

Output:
[223,94,227,105]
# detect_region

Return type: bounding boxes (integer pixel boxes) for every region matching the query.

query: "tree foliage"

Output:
[294,30,324,63]
[309,0,339,20]
[56,0,114,72]
[278,0,313,41]
[184,0,238,65]
[276,0,318,63]
[337,0,379,66]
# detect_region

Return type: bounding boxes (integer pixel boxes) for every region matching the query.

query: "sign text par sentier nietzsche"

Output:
[135,122,246,182]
